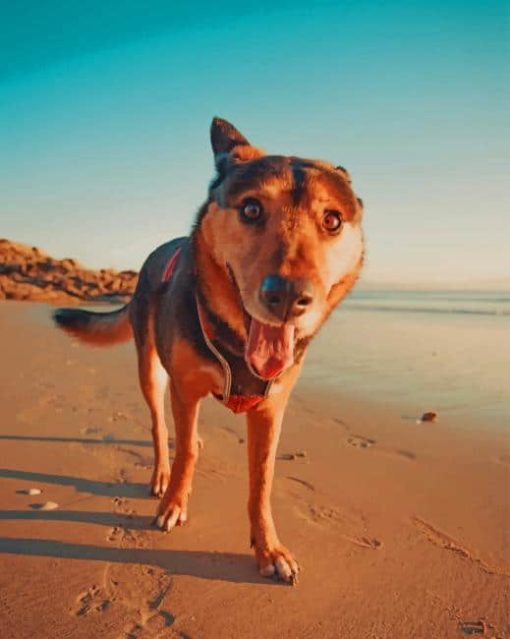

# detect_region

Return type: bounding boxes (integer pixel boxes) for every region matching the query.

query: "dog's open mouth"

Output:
[227,264,295,380]
[245,319,295,380]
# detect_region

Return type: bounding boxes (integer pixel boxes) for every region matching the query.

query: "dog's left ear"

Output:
[210,117,265,174]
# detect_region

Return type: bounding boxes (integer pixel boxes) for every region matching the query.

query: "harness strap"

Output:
[162,247,182,282]
[161,247,267,414]
[195,295,232,402]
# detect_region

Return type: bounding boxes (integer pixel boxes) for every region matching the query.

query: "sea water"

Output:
[301,290,510,428]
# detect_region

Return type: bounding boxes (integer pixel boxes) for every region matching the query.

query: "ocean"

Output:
[344,289,510,317]
[301,290,510,428]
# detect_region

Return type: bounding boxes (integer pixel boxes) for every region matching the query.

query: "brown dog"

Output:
[53,118,364,584]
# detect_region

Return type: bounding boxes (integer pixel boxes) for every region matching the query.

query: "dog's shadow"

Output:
[0,467,147,498]
[0,467,271,586]
[0,434,157,448]
[0,533,263,584]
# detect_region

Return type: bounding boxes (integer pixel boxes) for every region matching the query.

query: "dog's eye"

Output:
[240,198,263,224]
[323,210,343,233]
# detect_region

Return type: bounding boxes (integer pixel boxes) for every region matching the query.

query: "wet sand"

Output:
[0,301,508,638]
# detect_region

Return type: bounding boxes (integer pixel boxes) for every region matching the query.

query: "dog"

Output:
[53,118,364,584]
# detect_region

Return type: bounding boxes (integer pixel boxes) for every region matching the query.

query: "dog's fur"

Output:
[53,118,364,584]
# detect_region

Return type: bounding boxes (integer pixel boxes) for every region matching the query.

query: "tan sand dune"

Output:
[0,301,508,639]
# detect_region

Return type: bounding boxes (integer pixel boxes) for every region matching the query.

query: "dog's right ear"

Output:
[210,117,265,176]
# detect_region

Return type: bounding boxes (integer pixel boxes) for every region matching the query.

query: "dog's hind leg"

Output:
[136,339,171,497]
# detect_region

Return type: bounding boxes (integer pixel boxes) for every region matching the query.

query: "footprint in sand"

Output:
[112,497,132,514]
[107,410,130,423]
[303,504,383,550]
[332,417,349,430]
[107,526,139,544]
[115,568,174,638]
[346,435,375,449]
[277,451,307,461]
[73,586,111,616]
[287,481,384,551]
[115,446,150,468]
[112,496,138,518]
[123,611,175,638]
[459,620,486,635]
[286,476,315,491]
[80,426,103,436]
[395,449,416,460]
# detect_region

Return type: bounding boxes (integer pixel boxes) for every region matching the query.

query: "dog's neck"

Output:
[191,229,248,356]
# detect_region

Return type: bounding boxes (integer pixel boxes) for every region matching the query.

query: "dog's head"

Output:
[194,117,364,379]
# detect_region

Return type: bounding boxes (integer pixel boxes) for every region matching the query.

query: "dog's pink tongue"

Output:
[245,319,295,380]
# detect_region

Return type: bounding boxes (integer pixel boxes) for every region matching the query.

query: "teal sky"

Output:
[1,1,508,286]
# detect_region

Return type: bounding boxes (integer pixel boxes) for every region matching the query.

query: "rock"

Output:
[277,453,296,461]
[61,258,76,270]
[420,411,438,422]
[0,239,138,303]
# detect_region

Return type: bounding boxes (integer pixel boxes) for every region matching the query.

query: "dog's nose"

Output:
[259,275,314,321]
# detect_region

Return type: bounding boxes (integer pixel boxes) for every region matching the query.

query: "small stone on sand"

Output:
[17,488,42,495]
[420,411,438,422]
[30,501,59,511]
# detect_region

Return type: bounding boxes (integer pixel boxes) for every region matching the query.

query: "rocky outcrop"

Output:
[0,239,137,303]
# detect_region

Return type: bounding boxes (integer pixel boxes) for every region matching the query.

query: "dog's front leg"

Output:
[155,379,200,531]
[247,400,299,584]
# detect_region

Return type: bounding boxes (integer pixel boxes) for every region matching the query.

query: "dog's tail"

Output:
[52,304,133,346]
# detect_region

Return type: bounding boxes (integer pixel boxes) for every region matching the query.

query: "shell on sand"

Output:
[31,501,59,511]
[17,487,42,496]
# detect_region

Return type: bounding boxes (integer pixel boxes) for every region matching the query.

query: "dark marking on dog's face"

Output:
[195,119,364,338]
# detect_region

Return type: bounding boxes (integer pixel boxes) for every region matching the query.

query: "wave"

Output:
[343,291,510,317]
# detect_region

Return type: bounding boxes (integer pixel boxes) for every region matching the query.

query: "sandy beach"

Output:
[0,299,508,638]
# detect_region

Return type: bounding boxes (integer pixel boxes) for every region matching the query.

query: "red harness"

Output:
[162,247,269,414]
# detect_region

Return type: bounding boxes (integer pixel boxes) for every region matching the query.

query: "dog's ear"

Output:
[210,117,265,175]
[335,165,352,183]
[211,118,250,156]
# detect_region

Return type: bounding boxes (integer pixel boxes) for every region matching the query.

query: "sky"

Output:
[1,0,508,287]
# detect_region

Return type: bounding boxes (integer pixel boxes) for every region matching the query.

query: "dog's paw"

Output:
[152,490,188,532]
[254,543,300,585]
[150,464,171,498]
